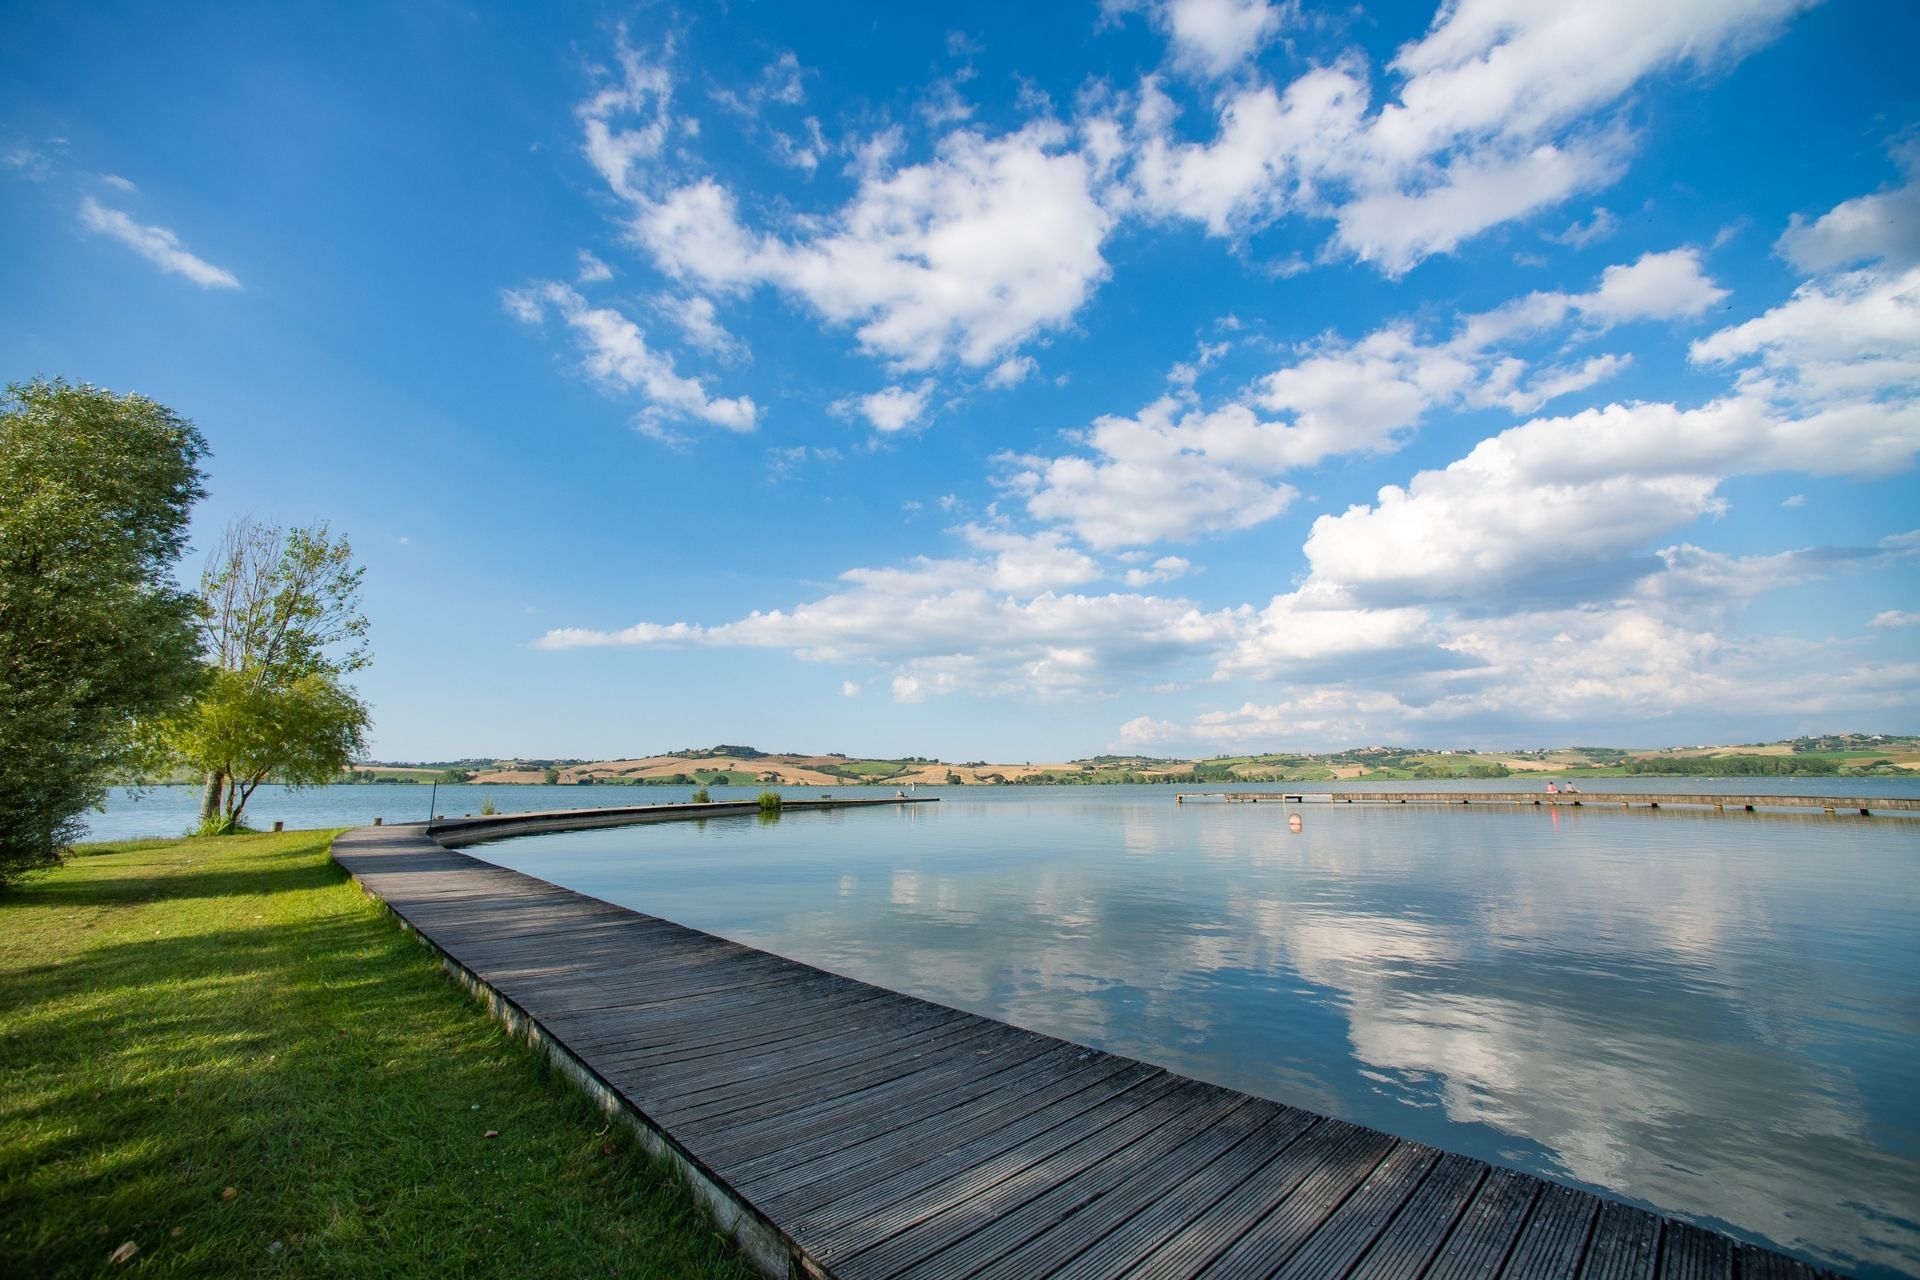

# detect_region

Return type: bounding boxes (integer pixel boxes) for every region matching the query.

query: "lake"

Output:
[85,781,1920,1274]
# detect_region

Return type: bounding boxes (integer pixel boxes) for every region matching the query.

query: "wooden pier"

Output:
[1176,790,1919,816]
[333,804,1843,1279]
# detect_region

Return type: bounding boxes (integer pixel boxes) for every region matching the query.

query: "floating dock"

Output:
[1175,790,1918,816]
[333,803,1843,1279]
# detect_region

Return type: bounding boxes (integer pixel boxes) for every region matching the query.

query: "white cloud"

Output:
[2,143,52,181]
[576,250,613,283]
[837,381,935,433]
[577,33,676,201]
[1126,0,1813,271]
[1777,173,1920,273]
[1152,0,1288,78]
[1781,493,1806,508]
[1333,131,1630,273]
[504,281,757,433]
[841,680,864,696]
[986,355,1037,388]
[635,122,1114,370]
[1113,715,1182,747]
[1123,555,1191,586]
[1547,206,1616,248]
[100,173,137,192]
[1581,248,1729,324]
[1692,264,1920,420]
[77,197,239,289]
[1870,610,1920,629]
[1001,398,1303,549]
[1005,249,1711,547]
[663,293,741,357]
[535,529,1242,700]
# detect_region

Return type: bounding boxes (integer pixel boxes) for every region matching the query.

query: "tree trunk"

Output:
[198,771,225,826]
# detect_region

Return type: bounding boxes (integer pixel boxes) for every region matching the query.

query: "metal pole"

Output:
[429,779,438,827]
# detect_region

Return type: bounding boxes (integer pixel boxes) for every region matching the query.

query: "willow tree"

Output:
[0,379,209,884]
[162,519,371,832]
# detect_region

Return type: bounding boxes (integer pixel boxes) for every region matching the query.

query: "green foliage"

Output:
[479,796,498,816]
[164,669,370,833]
[153,519,372,832]
[1624,754,1839,776]
[0,378,209,886]
[689,788,710,804]
[542,766,561,784]
[757,790,783,813]
[1411,762,1512,779]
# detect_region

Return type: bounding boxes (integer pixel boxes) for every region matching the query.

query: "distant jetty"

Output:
[1176,790,1919,816]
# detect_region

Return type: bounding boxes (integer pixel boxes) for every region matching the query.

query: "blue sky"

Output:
[5,0,1918,761]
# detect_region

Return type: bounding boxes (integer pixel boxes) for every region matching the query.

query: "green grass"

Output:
[0,831,758,1279]
[833,761,905,778]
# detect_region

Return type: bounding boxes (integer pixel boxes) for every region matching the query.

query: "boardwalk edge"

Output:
[334,836,812,1280]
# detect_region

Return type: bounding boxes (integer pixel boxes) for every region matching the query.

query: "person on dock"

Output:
[1546,781,1560,794]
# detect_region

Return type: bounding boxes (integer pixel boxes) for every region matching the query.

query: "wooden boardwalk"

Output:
[333,815,1841,1280]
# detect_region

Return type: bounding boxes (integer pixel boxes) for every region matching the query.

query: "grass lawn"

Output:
[0,830,758,1278]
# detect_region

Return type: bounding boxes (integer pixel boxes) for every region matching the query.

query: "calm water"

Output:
[460,789,1919,1279]
[84,781,1920,1274]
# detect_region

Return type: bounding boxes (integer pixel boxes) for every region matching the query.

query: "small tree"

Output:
[163,670,368,831]
[157,518,370,833]
[0,379,208,884]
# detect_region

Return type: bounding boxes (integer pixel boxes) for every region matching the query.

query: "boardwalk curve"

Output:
[332,805,1844,1280]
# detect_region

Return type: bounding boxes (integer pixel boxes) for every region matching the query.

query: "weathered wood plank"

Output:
[1502,1181,1599,1279]
[1344,1153,1486,1280]
[1117,1116,1352,1279]
[708,1035,1079,1183]
[966,1097,1295,1280]
[1658,1222,1733,1280]
[1270,1140,1442,1280]
[857,1086,1251,1280]
[1193,1124,1399,1277]
[790,1070,1181,1259]
[735,1052,1145,1213]
[1045,1106,1318,1280]
[331,820,1833,1280]
[1576,1201,1662,1280]
[1421,1166,1540,1280]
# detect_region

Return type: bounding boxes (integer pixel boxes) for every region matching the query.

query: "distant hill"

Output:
[347,735,1919,785]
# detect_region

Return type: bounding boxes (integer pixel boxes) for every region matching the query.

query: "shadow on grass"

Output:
[0,835,758,1279]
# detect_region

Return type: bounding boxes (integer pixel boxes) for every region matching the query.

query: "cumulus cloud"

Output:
[1776,172,1920,273]
[1123,555,1192,586]
[1129,0,1289,78]
[1205,185,1920,742]
[503,281,757,433]
[78,197,239,289]
[1691,263,1920,420]
[535,528,1243,700]
[1005,248,1719,547]
[634,122,1113,370]
[838,382,936,433]
[1126,0,1813,271]
[1870,610,1920,629]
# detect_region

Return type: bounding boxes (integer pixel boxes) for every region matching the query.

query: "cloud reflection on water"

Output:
[477,800,1920,1276]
